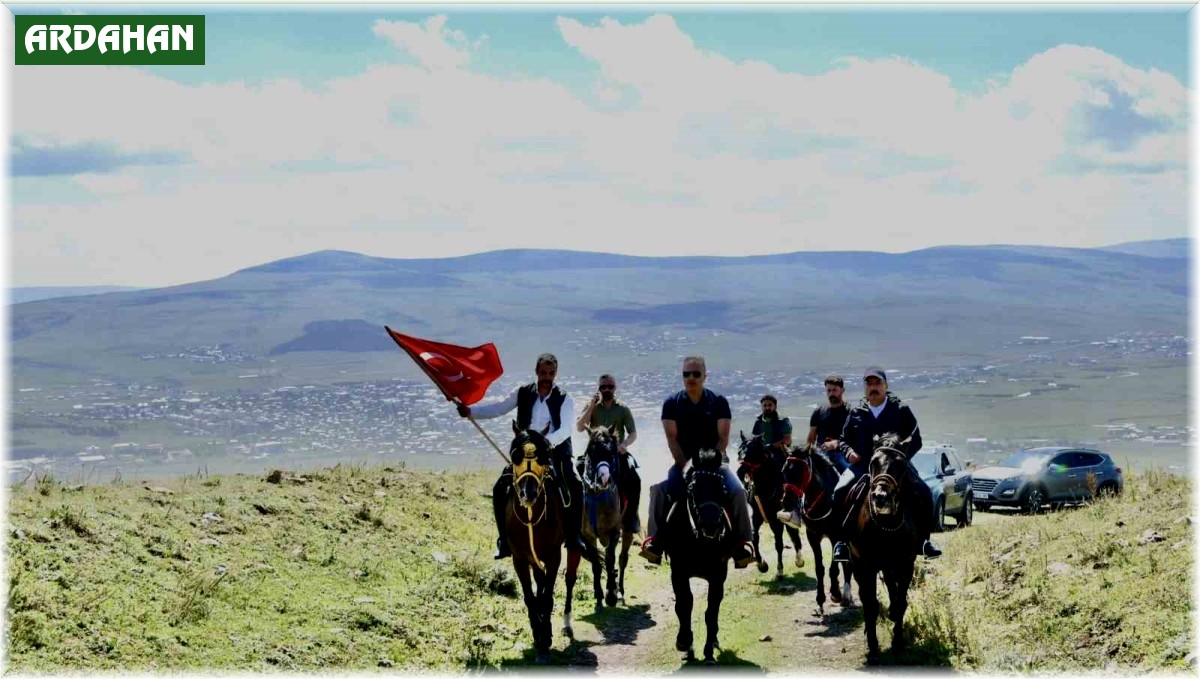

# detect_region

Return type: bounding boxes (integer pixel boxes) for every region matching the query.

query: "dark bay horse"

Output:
[665,449,735,665]
[504,422,564,663]
[780,444,854,615]
[564,424,633,631]
[846,433,922,660]
[736,432,804,578]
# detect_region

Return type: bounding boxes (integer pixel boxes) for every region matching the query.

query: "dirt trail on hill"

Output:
[544,515,997,673]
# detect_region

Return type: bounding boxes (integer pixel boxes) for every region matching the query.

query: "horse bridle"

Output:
[511,441,549,528]
[686,468,731,540]
[782,450,833,522]
[866,446,907,532]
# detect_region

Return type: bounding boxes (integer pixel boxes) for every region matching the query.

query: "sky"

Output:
[8,4,1193,288]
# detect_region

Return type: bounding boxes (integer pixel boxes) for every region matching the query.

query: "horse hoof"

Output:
[757,561,769,574]
[704,657,717,666]
[605,592,618,607]
[795,554,805,568]
[830,589,842,604]
[594,602,604,614]
[676,630,693,653]
[536,652,551,665]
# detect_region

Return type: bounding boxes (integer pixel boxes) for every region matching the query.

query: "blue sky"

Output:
[10,5,1193,287]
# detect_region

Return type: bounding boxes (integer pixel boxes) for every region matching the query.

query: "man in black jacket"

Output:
[829,367,942,562]
[458,353,596,564]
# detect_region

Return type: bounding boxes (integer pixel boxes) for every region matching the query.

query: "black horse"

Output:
[846,433,922,661]
[780,444,854,616]
[665,448,735,665]
[736,432,804,578]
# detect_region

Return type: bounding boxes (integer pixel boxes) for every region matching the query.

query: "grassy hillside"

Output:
[5,463,1192,672]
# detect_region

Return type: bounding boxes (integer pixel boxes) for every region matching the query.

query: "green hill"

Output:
[6,463,1192,672]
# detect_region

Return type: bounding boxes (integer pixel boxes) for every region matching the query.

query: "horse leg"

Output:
[808,529,826,617]
[854,564,881,660]
[772,516,785,578]
[605,531,619,608]
[564,549,582,637]
[787,523,805,569]
[703,566,727,665]
[671,566,694,661]
[590,534,604,611]
[886,565,913,654]
[752,509,768,573]
[841,556,855,606]
[618,529,633,605]
[513,559,543,662]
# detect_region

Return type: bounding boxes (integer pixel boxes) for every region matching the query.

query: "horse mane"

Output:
[873,432,903,452]
[695,448,723,471]
[804,446,841,485]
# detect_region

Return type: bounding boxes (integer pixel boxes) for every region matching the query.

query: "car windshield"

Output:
[910,453,939,478]
[998,450,1052,472]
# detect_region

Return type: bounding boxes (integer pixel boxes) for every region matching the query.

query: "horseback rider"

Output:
[780,375,852,529]
[740,393,791,485]
[457,353,596,563]
[576,373,643,533]
[829,367,942,562]
[638,356,756,568]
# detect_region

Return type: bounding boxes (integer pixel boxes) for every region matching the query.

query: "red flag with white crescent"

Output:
[385,327,504,406]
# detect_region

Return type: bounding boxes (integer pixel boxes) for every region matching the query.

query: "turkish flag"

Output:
[385,327,504,406]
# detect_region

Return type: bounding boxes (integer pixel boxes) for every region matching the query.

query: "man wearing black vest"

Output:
[457,353,595,563]
[828,367,941,562]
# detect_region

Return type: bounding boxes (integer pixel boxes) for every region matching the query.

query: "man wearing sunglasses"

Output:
[639,356,756,568]
[577,374,642,533]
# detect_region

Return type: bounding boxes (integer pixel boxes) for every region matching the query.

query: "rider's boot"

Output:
[832,541,850,562]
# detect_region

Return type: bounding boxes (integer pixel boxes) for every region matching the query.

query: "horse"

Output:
[780,443,854,616]
[665,448,736,665]
[845,433,923,661]
[563,424,634,630]
[503,422,565,663]
[736,432,804,578]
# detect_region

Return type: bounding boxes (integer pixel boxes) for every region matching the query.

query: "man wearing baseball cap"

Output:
[828,367,942,562]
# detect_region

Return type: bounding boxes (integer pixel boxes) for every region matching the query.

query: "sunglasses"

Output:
[599,385,615,391]
[682,370,703,379]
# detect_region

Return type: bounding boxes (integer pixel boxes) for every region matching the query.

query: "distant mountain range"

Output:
[10,239,1189,389]
[10,286,143,305]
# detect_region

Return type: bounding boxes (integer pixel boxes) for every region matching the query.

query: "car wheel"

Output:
[958,493,973,527]
[933,497,946,532]
[1022,486,1046,515]
[1097,482,1119,499]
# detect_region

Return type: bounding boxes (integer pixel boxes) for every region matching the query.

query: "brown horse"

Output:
[780,443,854,616]
[736,432,804,578]
[504,422,563,663]
[846,433,922,661]
[564,424,634,632]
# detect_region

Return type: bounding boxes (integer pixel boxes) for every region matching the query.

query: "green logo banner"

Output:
[16,15,205,65]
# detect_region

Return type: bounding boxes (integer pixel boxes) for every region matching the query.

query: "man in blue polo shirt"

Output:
[638,355,755,568]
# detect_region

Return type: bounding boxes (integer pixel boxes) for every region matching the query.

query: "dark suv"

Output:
[971,447,1123,513]
[911,445,974,529]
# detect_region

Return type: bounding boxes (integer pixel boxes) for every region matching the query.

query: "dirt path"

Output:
[546,515,998,673]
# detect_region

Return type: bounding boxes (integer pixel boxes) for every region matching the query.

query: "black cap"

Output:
[863,367,887,382]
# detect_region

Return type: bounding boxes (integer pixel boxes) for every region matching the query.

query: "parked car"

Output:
[911,444,973,530]
[971,447,1123,513]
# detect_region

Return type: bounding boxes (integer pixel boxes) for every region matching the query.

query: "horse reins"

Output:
[511,441,550,572]
[783,452,833,522]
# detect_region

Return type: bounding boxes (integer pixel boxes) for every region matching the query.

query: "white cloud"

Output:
[10,14,1189,287]
[371,15,482,71]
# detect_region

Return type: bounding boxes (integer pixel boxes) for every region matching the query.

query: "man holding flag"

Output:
[456,353,596,563]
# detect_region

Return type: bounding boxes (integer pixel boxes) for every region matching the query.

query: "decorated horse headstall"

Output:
[869,445,909,495]
[685,465,732,540]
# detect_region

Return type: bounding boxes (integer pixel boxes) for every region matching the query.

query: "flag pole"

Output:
[454,397,511,465]
[387,327,511,465]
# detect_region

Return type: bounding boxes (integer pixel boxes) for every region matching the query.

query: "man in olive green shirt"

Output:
[577,374,642,533]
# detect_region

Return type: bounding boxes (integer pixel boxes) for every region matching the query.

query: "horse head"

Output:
[510,421,553,510]
[868,432,909,518]
[737,431,769,466]
[684,448,730,543]
[583,424,619,492]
